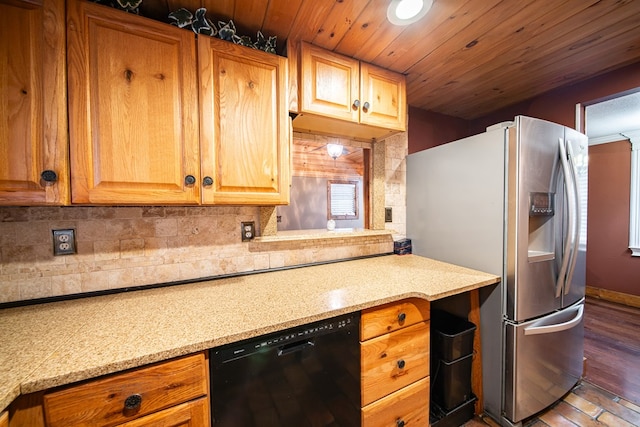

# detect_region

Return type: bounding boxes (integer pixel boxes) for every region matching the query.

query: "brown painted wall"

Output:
[407,106,472,154]
[469,61,640,132]
[408,61,640,296]
[467,61,640,296]
[586,141,638,294]
[471,63,640,295]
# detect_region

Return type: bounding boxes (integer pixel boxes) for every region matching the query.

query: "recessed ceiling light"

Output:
[387,0,433,26]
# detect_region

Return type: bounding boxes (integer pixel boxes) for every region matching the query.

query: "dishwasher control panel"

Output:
[212,312,359,363]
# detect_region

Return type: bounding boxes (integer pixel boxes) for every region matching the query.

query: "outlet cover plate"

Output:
[385,207,393,223]
[241,222,255,241]
[53,229,76,255]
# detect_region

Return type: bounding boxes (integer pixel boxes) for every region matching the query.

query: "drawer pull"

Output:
[396,419,405,427]
[397,359,405,369]
[124,393,142,411]
[398,312,406,323]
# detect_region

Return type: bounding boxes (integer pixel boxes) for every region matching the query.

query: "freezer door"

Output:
[504,301,584,424]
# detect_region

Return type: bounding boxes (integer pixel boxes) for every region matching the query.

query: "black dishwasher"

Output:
[210,312,360,426]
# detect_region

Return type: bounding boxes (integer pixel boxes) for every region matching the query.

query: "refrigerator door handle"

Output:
[556,137,575,298]
[563,140,580,296]
[524,304,584,336]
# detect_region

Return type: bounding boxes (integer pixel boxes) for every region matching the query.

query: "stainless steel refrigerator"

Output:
[406,116,588,426]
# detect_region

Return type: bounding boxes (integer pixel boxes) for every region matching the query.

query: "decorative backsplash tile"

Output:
[0,133,407,304]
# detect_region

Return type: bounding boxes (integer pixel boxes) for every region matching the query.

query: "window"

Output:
[328,180,359,220]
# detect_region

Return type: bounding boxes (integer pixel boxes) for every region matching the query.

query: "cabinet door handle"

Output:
[185,175,196,185]
[363,101,370,111]
[396,419,406,427]
[123,393,142,411]
[203,176,213,186]
[398,312,406,323]
[41,170,58,183]
[353,99,360,109]
[397,359,406,369]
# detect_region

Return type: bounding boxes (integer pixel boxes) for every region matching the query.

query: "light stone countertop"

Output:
[0,254,500,413]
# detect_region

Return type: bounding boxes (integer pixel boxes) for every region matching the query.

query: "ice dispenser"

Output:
[528,192,556,262]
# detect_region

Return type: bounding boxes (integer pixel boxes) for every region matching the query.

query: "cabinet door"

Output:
[117,398,209,427]
[67,0,200,204]
[199,36,290,205]
[300,41,360,123]
[359,62,407,131]
[0,0,68,205]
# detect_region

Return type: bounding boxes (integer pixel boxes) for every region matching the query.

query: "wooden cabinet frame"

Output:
[0,0,69,205]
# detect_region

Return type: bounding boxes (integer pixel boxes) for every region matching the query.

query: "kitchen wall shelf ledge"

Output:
[249,228,394,251]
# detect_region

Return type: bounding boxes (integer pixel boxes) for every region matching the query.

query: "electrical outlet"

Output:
[241,221,255,242]
[52,229,76,256]
[385,207,393,223]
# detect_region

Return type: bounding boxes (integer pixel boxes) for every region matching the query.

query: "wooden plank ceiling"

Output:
[292,139,364,179]
[138,0,640,120]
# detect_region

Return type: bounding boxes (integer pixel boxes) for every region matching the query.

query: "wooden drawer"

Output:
[361,298,430,341]
[44,352,208,427]
[361,322,430,406]
[361,377,429,427]
[117,397,209,427]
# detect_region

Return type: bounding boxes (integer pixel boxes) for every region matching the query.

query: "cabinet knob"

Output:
[396,419,406,427]
[363,101,370,111]
[185,175,196,185]
[398,312,406,323]
[353,99,360,109]
[41,170,58,183]
[123,393,142,411]
[397,359,406,369]
[203,176,214,186]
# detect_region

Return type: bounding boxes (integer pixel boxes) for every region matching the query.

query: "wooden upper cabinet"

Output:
[0,0,69,205]
[360,62,407,131]
[198,36,290,205]
[67,0,200,204]
[300,42,360,123]
[294,41,406,140]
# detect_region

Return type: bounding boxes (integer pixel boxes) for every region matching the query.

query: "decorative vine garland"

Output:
[90,0,277,54]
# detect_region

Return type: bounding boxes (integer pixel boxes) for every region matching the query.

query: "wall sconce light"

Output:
[327,143,344,160]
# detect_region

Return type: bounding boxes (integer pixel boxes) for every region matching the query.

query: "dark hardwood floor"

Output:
[583,297,640,406]
[464,296,640,427]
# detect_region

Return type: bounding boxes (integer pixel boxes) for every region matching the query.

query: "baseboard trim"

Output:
[586,286,640,309]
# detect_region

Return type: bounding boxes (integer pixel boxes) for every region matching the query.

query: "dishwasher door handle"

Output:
[277,339,315,356]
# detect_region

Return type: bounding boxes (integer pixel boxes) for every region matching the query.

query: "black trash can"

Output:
[431,310,477,363]
[430,310,477,417]
[432,353,474,410]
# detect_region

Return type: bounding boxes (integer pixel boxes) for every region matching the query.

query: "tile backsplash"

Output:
[0,133,407,304]
[0,206,391,303]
